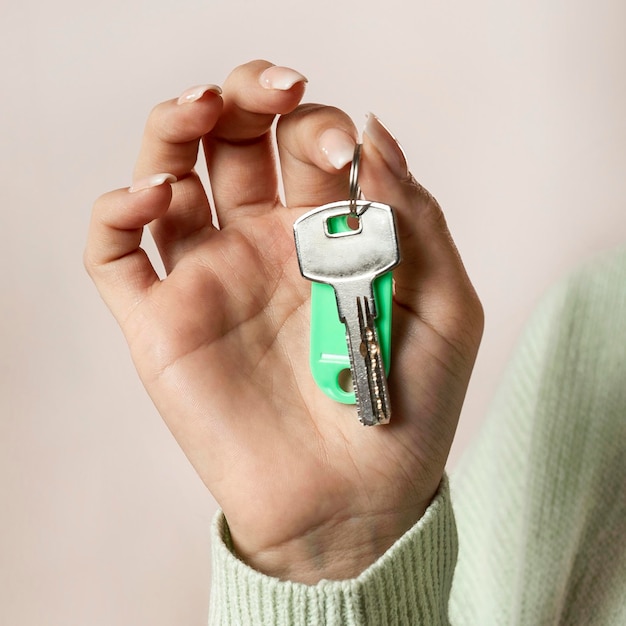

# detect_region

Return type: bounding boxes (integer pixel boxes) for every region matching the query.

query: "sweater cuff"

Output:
[208,477,457,626]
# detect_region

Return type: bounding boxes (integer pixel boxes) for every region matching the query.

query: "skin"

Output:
[84,59,484,584]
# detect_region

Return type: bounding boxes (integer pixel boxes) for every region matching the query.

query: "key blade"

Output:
[342,295,391,426]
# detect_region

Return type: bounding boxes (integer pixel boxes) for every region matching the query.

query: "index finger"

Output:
[133,85,223,180]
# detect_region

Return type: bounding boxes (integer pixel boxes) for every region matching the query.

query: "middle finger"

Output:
[203,60,307,224]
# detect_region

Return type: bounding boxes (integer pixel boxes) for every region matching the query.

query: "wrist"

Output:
[211,480,458,624]
[229,504,429,584]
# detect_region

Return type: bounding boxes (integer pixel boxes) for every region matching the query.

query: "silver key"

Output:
[293,199,400,425]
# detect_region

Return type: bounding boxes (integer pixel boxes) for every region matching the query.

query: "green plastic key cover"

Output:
[309,272,393,404]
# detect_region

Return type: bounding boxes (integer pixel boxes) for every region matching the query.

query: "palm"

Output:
[126,198,460,555]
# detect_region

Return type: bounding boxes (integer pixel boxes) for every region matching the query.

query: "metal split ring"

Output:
[348,143,362,215]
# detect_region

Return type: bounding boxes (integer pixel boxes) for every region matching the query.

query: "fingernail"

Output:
[259,66,308,90]
[129,173,177,193]
[363,113,409,179]
[319,128,356,170]
[176,84,222,105]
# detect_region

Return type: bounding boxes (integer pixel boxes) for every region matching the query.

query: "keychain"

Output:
[293,144,401,425]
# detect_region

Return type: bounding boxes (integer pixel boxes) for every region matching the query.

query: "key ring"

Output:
[349,143,362,215]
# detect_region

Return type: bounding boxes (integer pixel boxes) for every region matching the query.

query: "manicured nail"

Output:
[259,66,308,90]
[363,113,409,179]
[319,128,356,169]
[176,84,222,105]
[129,173,177,193]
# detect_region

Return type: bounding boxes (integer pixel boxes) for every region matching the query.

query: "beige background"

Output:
[2,0,625,623]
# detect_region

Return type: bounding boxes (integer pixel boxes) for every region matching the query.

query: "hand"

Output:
[85,60,483,583]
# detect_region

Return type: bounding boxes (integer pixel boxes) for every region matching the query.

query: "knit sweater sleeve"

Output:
[450,246,626,625]
[208,476,457,626]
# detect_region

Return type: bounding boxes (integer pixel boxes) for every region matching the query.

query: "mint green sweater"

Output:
[209,248,626,625]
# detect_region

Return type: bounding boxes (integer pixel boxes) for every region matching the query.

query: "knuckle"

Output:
[226,59,273,82]
[279,103,353,129]
[452,284,485,355]
[84,192,116,276]
[404,176,450,236]
[145,100,170,139]
[82,245,99,277]
[82,247,92,273]
[412,182,447,231]
[91,191,115,224]
[466,290,485,344]
[426,201,449,233]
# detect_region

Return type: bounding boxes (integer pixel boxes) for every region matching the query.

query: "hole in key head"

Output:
[326,214,360,235]
[338,368,353,393]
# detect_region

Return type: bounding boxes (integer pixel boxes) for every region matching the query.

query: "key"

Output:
[293,199,400,425]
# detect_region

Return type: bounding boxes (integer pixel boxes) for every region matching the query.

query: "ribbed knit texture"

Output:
[209,247,626,625]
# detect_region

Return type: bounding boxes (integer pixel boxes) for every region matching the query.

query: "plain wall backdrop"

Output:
[2,0,625,623]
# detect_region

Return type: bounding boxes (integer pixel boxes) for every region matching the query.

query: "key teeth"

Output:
[346,299,393,427]
[359,414,391,427]
[379,413,391,426]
